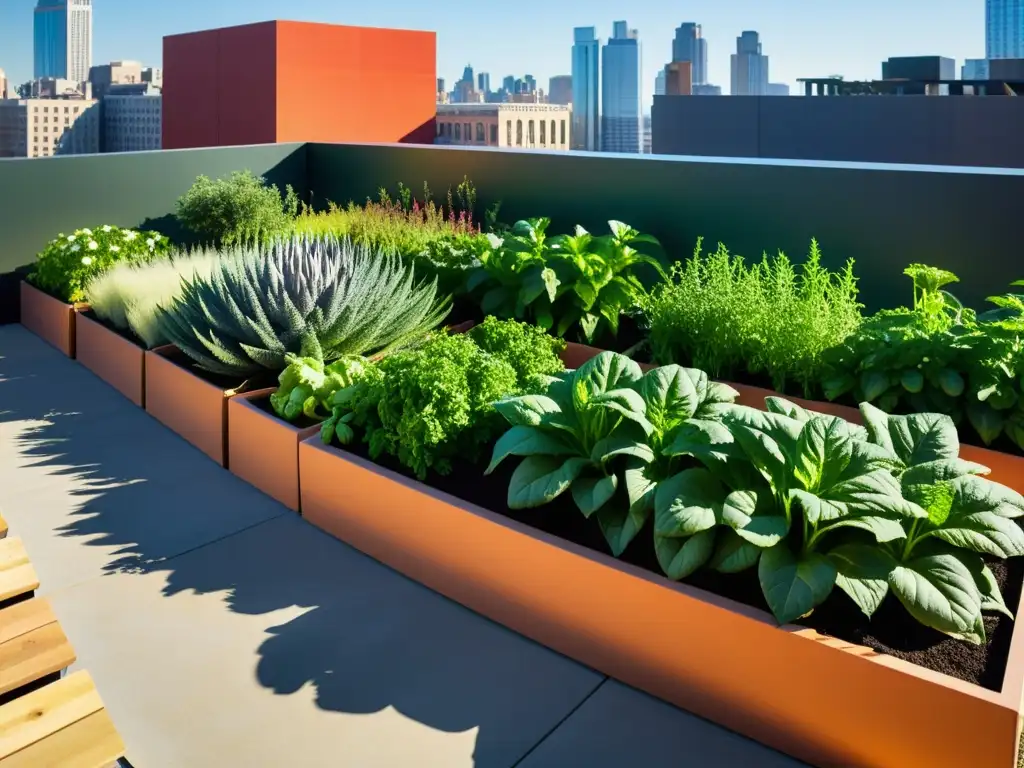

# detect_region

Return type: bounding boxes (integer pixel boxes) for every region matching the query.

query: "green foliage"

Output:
[270,354,367,423]
[487,351,737,555]
[29,225,169,303]
[641,238,862,396]
[467,219,665,343]
[468,315,566,390]
[175,170,299,247]
[86,250,222,348]
[156,234,448,377]
[323,321,564,480]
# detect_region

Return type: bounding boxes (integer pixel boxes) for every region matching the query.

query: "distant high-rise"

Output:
[34,0,93,83]
[986,0,1024,59]
[963,58,991,79]
[665,61,692,96]
[524,74,536,92]
[671,23,707,85]
[478,72,491,95]
[437,77,446,93]
[549,75,572,105]
[655,69,666,96]
[571,26,600,151]
[502,75,515,94]
[766,83,790,96]
[730,31,769,95]
[601,21,642,154]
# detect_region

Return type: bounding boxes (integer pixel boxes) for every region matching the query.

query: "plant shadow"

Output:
[0,324,603,767]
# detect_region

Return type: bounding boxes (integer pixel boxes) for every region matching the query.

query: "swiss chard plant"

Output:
[486,352,736,556]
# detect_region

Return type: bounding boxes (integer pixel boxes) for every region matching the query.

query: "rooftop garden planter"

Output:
[74,311,146,407]
[297,434,1024,768]
[19,282,85,358]
[227,389,321,512]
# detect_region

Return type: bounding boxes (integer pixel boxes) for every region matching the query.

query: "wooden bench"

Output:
[0,540,39,609]
[0,599,75,706]
[0,670,126,767]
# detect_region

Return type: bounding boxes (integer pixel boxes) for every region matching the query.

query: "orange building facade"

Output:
[162,21,436,150]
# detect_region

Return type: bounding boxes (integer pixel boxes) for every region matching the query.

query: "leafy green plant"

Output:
[486,352,737,556]
[30,225,169,303]
[641,238,861,396]
[176,170,299,247]
[270,353,367,423]
[322,319,565,480]
[468,316,566,389]
[86,250,222,348]
[156,234,448,377]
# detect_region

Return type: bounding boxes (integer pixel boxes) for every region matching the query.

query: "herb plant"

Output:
[270,353,367,423]
[156,234,448,377]
[30,225,169,303]
[641,238,862,396]
[176,170,299,247]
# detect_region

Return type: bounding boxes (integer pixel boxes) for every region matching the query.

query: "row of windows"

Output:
[436,118,568,147]
[33,105,82,114]
[35,116,71,125]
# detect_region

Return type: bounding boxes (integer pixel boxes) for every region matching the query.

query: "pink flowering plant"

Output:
[29,224,170,302]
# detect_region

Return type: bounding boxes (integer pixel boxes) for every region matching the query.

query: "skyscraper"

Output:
[986,0,1024,59]
[730,31,769,95]
[34,0,93,83]
[477,72,491,95]
[655,69,666,96]
[571,27,600,151]
[549,75,572,105]
[601,21,642,154]
[671,23,708,85]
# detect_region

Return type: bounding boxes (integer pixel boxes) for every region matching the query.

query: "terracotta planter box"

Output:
[299,436,1024,768]
[227,389,320,512]
[562,342,1024,497]
[144,346,247,467]
[19,281,85,358]
[74,313,146,407]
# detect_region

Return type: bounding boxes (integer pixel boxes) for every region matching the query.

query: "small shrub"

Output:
[641,238,862,396]
[175,170,299,247]
[86,250,222,348]
[29,225,169,303]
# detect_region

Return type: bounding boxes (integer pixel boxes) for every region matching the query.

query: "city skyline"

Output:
[0,0,993,104]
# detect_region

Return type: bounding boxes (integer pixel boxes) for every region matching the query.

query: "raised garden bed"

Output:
[19,281,85,358]
[74,311,146,407]
[227,389,320,512]
[298,433,1024,768]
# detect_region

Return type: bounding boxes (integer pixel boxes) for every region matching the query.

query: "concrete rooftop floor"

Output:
[0,323,806,768]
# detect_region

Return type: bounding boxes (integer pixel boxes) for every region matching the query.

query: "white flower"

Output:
[146,238,155,248]
[70,244,80,253]
[60,243,67,250]
[66,235,76,242]
[101,225,112,233]
[81,228,92,235]
[87,241,98,250]
[124,231,137,241]
[109,245,120,253]
[81,256,93,266]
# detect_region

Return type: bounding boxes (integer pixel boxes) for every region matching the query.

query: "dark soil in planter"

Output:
[157,347,278,394]
[79,309,148,349]
[337,437,1023,691]
[442,297,484,328]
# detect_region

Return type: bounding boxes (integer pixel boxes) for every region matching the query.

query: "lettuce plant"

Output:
[487,352,736,556]
[270,353,367,423]
[156,234,448,377]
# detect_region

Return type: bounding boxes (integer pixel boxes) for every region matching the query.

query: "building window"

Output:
[43,106,48,113]
[506,120,512,146]
[540,120,546,146]
[561,120,566,146]
[528,120,535,145]
[437,122,443,136]
[490,124,498,144]
[464,123,471,141]
[516,119,523,146]
[551,120,557,145]
[454,123,461,140]
[476,122,484,142]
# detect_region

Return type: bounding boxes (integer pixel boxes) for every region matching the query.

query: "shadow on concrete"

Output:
[0,324,611,767]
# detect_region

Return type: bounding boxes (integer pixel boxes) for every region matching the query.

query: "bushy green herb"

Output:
[176,170,299,247]
[468,316,566,389]
[322,319,565,480]
[641,238,862,396]
[157,234,448,377]
[270,354,367,422]
[29,225,169,303]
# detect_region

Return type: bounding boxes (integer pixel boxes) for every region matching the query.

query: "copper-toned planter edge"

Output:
[19,280,87,358]
[298,435,1024,768]
[74,313,146,407]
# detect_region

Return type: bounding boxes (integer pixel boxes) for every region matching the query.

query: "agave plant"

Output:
[156,233,450,377]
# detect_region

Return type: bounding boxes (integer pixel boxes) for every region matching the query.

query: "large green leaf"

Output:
[888,554,983,642]
[481,285,516,316]
[966,400,1006,446]
[719,489,788,548]
[591,388,654,435]
[960,553,1015,619]
[574,351,644,399]
[899,458,991,487]
[493,394,563,427]
[666,418,743,463]
[708,529,762,573]
[724,406,803,483]
[791,468,926,526]
[793,416,855,492]
[485,425,578,475]
[508,456,590,508]
[595,501,650,557]
[639,365,703,431]
[923,474,1024,557]
[860,402,959,469]
[758,544,837,624]
[829,542,897,617]
[624,463,657,515]
[571,474,619,518]
[590,433,656,464]
[654,468,725,538]
[825,515,907,543]
[655,528,717,580]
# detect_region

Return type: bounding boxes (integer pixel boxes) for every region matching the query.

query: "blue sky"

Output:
[0,0,986,104]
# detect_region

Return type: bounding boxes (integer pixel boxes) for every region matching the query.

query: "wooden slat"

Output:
[0,670,104,757]
[0,600,75,697]
[0,540,38,604]
[1,710,124,768]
